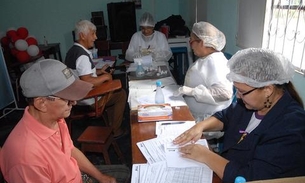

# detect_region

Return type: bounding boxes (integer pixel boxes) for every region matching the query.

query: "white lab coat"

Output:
[184,52,233,122]
[125,31,172,62]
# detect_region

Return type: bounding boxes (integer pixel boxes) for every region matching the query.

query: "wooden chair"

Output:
[95,40,111,56]
[77,126,126,164]
[66,79,122,134]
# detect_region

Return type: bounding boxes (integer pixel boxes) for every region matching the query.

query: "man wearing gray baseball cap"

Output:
[0,59,130,183]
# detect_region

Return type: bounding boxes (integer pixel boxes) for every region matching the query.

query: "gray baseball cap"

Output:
[20,59,93,101]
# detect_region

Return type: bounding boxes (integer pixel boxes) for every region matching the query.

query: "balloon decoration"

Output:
[1,27,40,63]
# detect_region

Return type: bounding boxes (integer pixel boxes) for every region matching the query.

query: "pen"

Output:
[161,122,185,125]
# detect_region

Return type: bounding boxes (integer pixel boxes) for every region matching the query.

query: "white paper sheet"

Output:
[155,120,196,137]
[165,139,210,168]
[131,162,213,183]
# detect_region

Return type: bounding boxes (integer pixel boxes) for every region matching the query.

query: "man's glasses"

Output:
[46,96,75,105]
[237,88,258,97]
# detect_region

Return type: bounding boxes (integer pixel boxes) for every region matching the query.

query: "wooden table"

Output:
[129,105,222,183]
[130,105,194,163]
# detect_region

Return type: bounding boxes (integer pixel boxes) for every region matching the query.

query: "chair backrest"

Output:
[95,40,111,56]
[66,79,122,133]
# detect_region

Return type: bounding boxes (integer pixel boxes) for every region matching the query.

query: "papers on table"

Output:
[128,76,186,110]
[155,121,196,137]
[132,121,213,183]
[93,58,115,69]
[131,162,213,183]
[165,139,209,168]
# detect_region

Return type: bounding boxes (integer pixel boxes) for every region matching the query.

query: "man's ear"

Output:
[33,97,48,112]
[79,32,86,41]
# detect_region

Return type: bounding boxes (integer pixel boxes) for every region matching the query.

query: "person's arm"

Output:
[96,64,114,76]
[179,83,233,105]
[71,147,116,183]
[80,73,112,87]
[151,32,173,62]
[125,33,139,62]
[179,143,228,179]
[173,116,224,145]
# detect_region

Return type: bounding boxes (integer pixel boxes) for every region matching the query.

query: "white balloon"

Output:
[27,45,39,56]
[15,39,28,51]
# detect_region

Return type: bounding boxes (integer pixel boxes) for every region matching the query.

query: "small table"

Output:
[38,43,62,61]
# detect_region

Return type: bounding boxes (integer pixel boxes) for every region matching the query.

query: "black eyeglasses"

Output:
[237,88,258,96]
[46,96,75,105]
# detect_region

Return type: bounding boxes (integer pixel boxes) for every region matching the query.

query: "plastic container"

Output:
[155,80,165,104]
[92,47,98,59]
[136,61,145,77]
[234,176,246,183]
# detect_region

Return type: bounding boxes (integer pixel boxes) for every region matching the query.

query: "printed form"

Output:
[133,121,213,183]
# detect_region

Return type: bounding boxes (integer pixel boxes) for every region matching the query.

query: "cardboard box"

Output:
[138,104,173,122]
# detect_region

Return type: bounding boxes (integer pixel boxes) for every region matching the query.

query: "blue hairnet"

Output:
[226,48,295,88]
[139,12,155,27]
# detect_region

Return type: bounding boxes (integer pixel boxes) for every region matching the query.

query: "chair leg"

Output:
[112,141,126,164]
[102,149,112,165]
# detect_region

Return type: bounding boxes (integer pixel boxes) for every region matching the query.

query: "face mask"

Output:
[141,32,155,42]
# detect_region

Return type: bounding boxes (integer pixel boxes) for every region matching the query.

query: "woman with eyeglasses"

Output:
[174,48,305,182]
[174,22,233,140]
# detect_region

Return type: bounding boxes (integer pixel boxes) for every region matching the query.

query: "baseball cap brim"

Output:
[54,79,93,101]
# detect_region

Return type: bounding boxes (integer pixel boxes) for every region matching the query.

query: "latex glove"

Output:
[173,88,183,97]
[179,86,194,96]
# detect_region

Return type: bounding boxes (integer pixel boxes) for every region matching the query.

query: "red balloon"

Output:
[16,51,30,63]
[1,36,10,46]
[10,48,19,56]
[6,30,17,39]
[10,34,20,43]
[26,37,38,45]
[17,27,29,39]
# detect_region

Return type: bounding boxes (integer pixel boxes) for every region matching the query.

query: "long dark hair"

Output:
[277,82,304,108]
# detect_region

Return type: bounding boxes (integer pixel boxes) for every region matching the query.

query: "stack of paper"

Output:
[132,121,213,183]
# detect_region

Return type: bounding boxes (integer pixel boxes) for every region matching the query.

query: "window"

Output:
[263,0,305,73]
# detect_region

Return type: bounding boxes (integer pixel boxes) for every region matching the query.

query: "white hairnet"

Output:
[226,48,295,88]
[192,22,226,51]
[139,12,155,27]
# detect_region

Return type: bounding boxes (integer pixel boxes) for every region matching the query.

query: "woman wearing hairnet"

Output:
[174,48,305,182]
[174,22,233,139]
[125,12,172,62]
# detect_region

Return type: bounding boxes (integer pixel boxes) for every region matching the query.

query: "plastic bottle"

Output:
[155,80,165,104]
[92,47,98,59]
[234,176,246,183]
[136,61,145,77]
